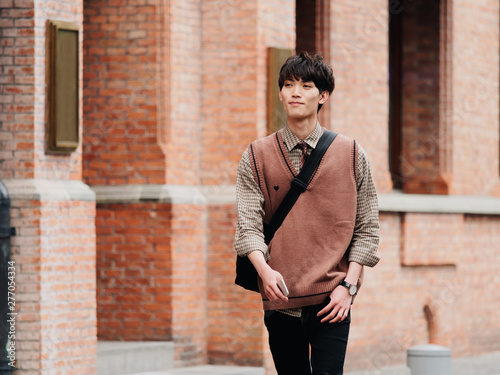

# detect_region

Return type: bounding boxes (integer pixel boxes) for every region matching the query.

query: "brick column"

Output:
[84,0,208,366]
[450,0,500,195]
[92,186,208,367]
[4,181,96,374]
[1,0,97,373]
[327,0,393,194]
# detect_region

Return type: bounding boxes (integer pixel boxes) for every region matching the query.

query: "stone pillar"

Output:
[4,181,96,374]
[83,0,208,366]
[328,0,393,194]
[0,0,97,373]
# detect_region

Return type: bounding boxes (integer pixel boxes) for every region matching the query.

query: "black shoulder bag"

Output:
[235,130,338,292]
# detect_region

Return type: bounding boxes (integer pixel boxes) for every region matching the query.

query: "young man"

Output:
[234,52,380,374]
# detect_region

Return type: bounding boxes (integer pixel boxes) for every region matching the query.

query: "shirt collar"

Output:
[281,122,324,152]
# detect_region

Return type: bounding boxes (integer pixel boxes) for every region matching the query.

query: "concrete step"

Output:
[97,341,265,375]
[97,341,175,375]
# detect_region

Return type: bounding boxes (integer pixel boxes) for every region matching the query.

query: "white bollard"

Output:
[407,344,452,375]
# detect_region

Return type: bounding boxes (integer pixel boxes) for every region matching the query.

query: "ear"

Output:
[279,90,283,102]
[319,91,329,104]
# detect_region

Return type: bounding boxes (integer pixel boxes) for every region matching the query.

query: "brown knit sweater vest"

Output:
[249,129,359,310]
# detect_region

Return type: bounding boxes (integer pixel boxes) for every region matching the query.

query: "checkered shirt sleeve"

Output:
[348,144,380,267]
[234,148,269,260]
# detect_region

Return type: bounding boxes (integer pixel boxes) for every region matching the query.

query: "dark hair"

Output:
[278,52,335,111]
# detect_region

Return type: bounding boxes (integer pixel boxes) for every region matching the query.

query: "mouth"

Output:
[289,101,303,106]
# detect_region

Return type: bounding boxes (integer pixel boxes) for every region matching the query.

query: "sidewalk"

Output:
[346,351,500,375]
[124,351,500,375]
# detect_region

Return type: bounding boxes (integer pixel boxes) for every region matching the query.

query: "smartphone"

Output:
[278,279,289,297]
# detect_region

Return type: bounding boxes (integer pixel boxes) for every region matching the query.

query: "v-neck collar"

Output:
[281,122,324,152]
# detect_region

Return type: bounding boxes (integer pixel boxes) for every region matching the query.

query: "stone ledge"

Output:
[92,184,500,215]
[2,178,95,202]
[378,192,500,215]
[91,184,208,205]
[91,184,236,205]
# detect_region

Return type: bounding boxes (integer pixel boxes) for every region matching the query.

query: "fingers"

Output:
[319,303,340,323]
[319,306,349,323]
[318,298,350,323]
[262,272,288,302]
[327,308,349,324]
[317,300,335,318]
[265,283,288,302]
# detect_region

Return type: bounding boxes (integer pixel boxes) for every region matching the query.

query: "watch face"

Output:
[349,285,357,295]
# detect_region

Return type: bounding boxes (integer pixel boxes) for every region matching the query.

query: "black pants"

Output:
[264,302,350,375]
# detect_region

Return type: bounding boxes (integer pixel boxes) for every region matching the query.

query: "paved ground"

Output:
[346,351,500,375]
[128,351,500,375]
[128,366,264,375]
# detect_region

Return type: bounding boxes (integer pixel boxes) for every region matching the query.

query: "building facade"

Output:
[1,0,500,374]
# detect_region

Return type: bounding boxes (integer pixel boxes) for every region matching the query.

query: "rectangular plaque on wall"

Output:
[267,47,293,134]
[47,20,79,153]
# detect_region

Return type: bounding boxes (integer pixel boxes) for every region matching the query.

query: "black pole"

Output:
[0,180,15,374]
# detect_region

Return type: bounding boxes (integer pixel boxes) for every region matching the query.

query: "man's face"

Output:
[279,78,329,121]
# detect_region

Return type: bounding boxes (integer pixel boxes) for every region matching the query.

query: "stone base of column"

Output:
[3,179,96,374]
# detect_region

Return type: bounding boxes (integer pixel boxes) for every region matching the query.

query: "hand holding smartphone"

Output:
[278,278,289,297]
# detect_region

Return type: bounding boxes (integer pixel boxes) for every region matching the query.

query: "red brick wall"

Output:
[84,0,204,186]
[401,213,463,267]
[167,0,202,185]
[9,196,96,374]
[344,212,500,372]
[458,215,500,352]
[84,0,208,366]
[207,204,265,367]
[0,0,83,181]
[451,0,500,196]
[0,2,35,180]
[83,0,166,186]
[1,0,98,373]
[327,0,393,194]
[399,0,445,194]
[169,203,208,366]
[201,0,258,186]
[96,202,173,341]
[96,200,208,366]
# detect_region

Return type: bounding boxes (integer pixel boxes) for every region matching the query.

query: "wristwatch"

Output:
[340,280,357,296]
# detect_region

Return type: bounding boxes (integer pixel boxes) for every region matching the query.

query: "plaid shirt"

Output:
[234,123,380,316]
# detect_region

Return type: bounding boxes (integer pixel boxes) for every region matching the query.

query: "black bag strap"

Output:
[264,129,338,244]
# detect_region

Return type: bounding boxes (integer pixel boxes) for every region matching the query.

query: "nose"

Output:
[292,86,301,97]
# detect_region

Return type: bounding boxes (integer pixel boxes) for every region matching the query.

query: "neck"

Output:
[286,117,318,140]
